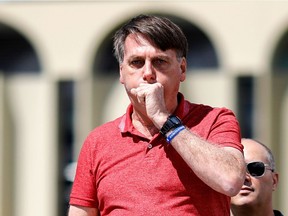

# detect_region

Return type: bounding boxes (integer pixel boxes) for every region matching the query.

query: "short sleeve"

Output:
[69,134,98,208]
[209,108,243,152]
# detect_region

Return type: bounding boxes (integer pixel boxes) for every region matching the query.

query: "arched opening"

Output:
[0,22,41,75]
[0,22,42,216]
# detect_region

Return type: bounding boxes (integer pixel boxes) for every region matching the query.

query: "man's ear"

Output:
[119,64,124,84]
[180,57,187,82]
[272,172,279,191]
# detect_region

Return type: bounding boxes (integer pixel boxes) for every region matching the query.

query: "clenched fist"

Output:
[130,83,169,129]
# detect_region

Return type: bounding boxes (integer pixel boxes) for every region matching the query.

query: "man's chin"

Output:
[231,194,256,207]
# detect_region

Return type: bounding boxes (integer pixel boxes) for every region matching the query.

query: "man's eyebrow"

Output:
[154,55,170,60]
[126,54,142,59]
[127,55,166,59]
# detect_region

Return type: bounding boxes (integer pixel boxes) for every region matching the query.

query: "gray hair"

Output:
[113,14,188,63]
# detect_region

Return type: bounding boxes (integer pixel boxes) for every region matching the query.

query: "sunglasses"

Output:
[246,161,274,177]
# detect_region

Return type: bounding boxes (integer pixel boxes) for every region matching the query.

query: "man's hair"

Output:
[243,138,276,171]
[113,14,188,63]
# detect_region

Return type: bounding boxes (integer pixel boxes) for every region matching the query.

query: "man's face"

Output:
[119,33,186,109]
[231,140,278,208]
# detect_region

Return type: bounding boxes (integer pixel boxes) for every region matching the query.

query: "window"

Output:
[58,81,74,216]
[237,76,254,138]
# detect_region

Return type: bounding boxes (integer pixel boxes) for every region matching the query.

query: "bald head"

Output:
[241,138,275,171]
[230,138,279,216]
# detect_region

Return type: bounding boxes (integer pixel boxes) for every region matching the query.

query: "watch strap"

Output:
[160,115,183,136]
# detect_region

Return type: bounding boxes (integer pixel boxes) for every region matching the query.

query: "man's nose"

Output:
[243,172,252,185]
[143,63,156,83]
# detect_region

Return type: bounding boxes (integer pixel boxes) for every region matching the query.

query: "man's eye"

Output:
[131,60,144,67]
[154,59,167,67]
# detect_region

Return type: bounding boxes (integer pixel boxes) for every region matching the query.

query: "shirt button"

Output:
[148,144,153,149]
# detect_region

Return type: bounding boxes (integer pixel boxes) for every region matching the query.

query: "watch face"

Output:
[170,116,181,124]
[160,115,182,136]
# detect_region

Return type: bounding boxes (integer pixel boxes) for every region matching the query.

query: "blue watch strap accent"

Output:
[166,125,185,144]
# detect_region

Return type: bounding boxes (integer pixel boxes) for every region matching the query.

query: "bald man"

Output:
[230,138,283,216]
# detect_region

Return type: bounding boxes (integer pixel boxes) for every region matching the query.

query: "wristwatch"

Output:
[160,115,183,136]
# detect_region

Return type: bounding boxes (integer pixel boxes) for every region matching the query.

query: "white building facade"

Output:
[0,1,288,216]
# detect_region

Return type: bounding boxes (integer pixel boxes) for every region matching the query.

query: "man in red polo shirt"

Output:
[69,14,246,216]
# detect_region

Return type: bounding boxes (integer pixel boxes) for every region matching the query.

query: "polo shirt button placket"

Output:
[147,144,153,149]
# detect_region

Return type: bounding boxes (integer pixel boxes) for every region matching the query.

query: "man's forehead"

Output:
[124,35,177,58]
[243,142,269,162]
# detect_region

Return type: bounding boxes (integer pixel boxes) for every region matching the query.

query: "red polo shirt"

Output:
[70,93,242,215]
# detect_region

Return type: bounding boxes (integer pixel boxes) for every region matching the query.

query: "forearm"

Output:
[68,205,99,216]
[169,128,246,196]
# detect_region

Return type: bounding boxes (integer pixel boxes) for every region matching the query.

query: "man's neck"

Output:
[230,206,275,216]
[132,111,158,139]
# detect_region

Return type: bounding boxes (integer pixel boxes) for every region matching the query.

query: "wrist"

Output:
[165,125,186,144]
[152,113,170,129]
[160,115,183,136]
